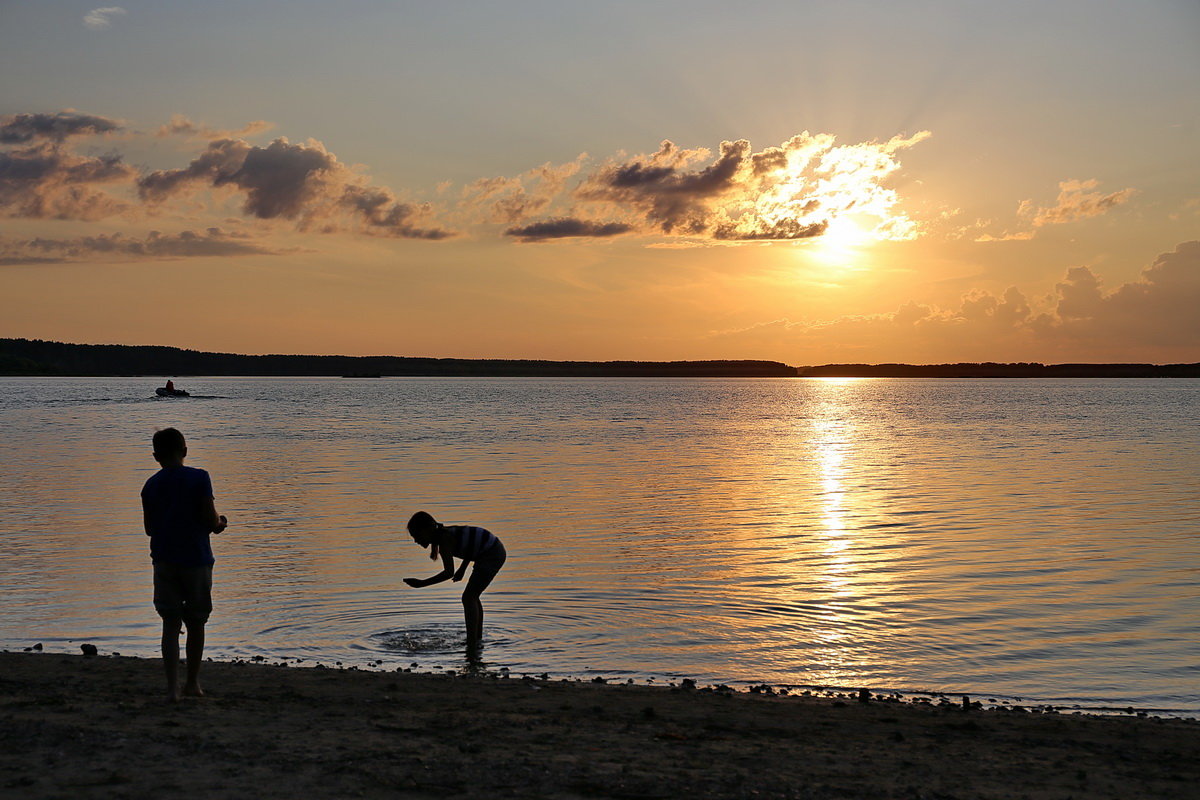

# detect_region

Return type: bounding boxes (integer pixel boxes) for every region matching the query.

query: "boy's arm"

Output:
[404,548,456,588]
[203,497,228,534]
[143,506,152,536]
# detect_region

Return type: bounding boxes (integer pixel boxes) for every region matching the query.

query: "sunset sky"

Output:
[2,1,1198,364]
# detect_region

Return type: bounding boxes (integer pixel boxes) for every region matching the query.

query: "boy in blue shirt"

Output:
[141,428,227,702]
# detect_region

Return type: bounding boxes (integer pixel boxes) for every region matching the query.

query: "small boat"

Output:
[155,387,190,397]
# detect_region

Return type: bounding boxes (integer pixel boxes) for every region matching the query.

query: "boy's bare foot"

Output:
[166,690,182,704]
[182,683,205,698]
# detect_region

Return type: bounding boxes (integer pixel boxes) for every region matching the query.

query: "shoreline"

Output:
[11,642,1195,720]
[3,652,1198,799]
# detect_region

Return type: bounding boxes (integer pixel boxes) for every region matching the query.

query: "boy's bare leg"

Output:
[182,621,205,697]
[161,618,183,702]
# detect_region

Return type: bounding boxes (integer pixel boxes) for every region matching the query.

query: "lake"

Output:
[1,376,1197,713]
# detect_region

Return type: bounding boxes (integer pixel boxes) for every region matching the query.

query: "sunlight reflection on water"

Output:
[1,376,1197,712]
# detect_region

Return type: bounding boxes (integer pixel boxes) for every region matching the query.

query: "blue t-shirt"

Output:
[141,466,216,566]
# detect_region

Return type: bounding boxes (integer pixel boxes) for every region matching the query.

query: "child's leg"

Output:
[462,595,483,644]
[179,565,213,697]
[182,620,206,696]
[461,555,503,645]
[161,617,183,701]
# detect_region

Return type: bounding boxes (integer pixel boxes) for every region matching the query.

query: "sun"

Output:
[813,216,872,266]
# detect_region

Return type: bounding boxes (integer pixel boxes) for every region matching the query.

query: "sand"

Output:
[1,651,1197,799]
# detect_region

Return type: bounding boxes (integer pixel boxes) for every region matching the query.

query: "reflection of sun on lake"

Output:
[811,380,862,594]
[808,382,859,664]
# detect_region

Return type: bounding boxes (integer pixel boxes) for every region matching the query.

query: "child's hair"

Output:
[408,510,438,535]
[152,427,186,458]
[408,511,441,558]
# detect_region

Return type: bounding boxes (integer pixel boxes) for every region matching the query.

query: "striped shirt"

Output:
[445,525,500,561]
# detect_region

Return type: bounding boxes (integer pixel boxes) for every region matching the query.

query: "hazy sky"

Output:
[2,0,1198,363]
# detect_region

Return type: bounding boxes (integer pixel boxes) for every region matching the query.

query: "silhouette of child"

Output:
[403,511,507,648]
[140,428,227,702]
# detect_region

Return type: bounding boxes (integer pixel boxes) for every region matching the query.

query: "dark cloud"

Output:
[505,218,633,242]
[0,228,278,264]
[713,218,828,241]
[0,111,122,144]
[0,144,135,220]
[137,138,252,202]
[340,185,453,240]
[138,137,454,239]
[580,139,750,235]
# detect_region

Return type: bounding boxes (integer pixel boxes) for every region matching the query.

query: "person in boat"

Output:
[403,511,507,651]
[165,379,175,393]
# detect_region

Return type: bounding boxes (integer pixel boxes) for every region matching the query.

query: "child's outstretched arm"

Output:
[404,547,456,588]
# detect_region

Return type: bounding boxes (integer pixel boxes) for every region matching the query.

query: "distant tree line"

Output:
[0,339,796,378]
[797,362,1200,378]
[3,339,1196,378]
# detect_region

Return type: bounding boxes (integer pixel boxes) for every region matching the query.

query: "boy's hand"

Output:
[403,577,422,588]
[452,567,467,582]
[214,515,228,534]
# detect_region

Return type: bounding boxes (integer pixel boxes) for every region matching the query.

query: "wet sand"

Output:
[2,651,1197,799]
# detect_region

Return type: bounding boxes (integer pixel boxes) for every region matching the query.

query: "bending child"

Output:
[403,511,507,648]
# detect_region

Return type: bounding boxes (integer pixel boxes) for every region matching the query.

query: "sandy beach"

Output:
[2,651,1197,799]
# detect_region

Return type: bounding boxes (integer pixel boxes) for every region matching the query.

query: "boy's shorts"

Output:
[153,563,213,624]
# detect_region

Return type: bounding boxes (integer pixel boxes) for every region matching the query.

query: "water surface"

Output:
[1,377,1196,712]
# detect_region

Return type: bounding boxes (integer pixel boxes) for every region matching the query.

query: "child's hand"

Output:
[214,515,228,534]
[403,577,421,588]
[452,568,467,582]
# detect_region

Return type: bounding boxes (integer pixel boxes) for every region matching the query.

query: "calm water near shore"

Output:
[1,376,1197,712]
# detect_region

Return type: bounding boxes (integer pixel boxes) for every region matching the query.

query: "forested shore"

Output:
[2,338,1197,378]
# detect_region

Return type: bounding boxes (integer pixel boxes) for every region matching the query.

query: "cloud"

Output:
[1025,179,1137,227]
[977,178,1136,242]
[83,7,126,30]
[0,143,136,220]
[154,114,274,141]
[512,130,931,243]
[138,137,454,239]
[505,218,634,242]
[711,241,1200,361]
[0,228,280,264]
[1,109,933,249]
[460,157,586,225]
[974,230,1036,243]
[1041,240,1200,348]
[0,111,122,144]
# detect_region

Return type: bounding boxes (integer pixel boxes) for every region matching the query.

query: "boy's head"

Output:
[407,510,439,545]
[152,427,187,465]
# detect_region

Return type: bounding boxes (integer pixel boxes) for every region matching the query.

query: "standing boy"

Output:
[141,428,227,702]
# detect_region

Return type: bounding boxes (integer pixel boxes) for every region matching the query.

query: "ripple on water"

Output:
[370,625,469,655]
